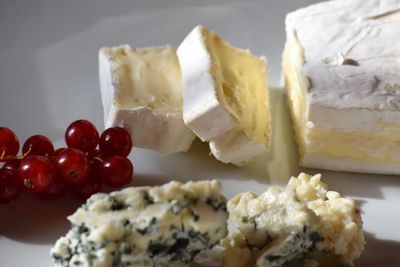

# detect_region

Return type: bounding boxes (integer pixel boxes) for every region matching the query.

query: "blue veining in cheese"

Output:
[51,180,228,267]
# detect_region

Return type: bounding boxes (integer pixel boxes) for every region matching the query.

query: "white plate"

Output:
[0,1,399,266]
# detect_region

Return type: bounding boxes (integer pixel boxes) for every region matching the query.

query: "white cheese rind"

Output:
[99,45,196,155]
[284,0,400,173]
[177,26,270,166]
[222,173,365,267]
[177,27,235,141]
[209,129,267,166]
[51,180,228,267]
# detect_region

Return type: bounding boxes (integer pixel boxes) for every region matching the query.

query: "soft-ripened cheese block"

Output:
[221,173,365,267]
[177,26,271,166]
[99,45,196,155]
[51,180,228,267]
[283,0,400,174]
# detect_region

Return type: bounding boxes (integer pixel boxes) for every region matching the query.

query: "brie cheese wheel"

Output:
[99,45,196,155]
[283,0,400,174]
[222,173,365,267]
[51,180,228,267]
[177,26,271,166]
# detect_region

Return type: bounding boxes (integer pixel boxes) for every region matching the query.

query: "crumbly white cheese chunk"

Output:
[99,45,196,155]
[177,25,271,166]
[51,180,228,267]
[222,173,365,267]
[283,0,400,174]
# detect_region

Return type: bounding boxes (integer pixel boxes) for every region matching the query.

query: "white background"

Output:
[0,0,399,266]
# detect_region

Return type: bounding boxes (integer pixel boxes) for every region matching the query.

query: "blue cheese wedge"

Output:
[51,180,228,267]
[99,45,196,155]
[177,26,271,166]
[222,173,365,267]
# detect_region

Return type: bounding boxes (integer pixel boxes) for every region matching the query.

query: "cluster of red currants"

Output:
[0,120,133,204]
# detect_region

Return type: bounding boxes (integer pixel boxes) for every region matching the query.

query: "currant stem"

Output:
[93,156,104,163]
[0,146,32,161]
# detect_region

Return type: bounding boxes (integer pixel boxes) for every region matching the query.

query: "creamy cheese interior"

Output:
[103,45,182,113]
[200,27,270,146]
[307,125,400,164]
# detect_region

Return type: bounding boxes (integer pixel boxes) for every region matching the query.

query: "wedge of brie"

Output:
[283,0,400,174]
[99,45,196,155]
[177,26,271,166]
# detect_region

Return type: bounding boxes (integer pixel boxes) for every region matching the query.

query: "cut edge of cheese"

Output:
[99,45,196,155]
[282,17,309,160]
[177,25,271,166]
[283,1,400,174]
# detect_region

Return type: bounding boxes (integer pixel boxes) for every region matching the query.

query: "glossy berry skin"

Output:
[99,127,132,157]
[18,156,55,193]
[54,147,68,157]
[56,148,89,184]
[2,159,21,172]
[65,120,99,154]
[100,155,133,188]
[70,160,102,199]
[87,148,100,159]
[0,169,22,204]
[22,135,54,157]
[0,127,19,159]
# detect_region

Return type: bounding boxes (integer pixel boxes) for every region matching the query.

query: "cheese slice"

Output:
[283,0,400,174]
[51,180,228,267]
[51,175,364,267]
[99,45,196,155]
[222,173,365,267]
[177,26,271,166]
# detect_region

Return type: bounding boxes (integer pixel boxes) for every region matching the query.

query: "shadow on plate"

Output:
[149,88,300,186]
[356,231,400,266]
[0,194,81,245]
[242,88,300,185]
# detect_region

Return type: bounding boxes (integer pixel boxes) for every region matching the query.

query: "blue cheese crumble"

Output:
[221,173,365,267]
[51,180,228,267]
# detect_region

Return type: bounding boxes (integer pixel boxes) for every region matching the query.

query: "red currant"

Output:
[2,159,21,172]
[70,173,102,200]
[87,148,100,159]
[22,134,54,157]
[56,148,89,184]
[54,147,68,157]
[18,156,55,193]
[99,127,132,157]
[65,120,99,154]
[0,169,22,204]
[100,155,133,188]
[0,127,19,159]
[38,177,65,200]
